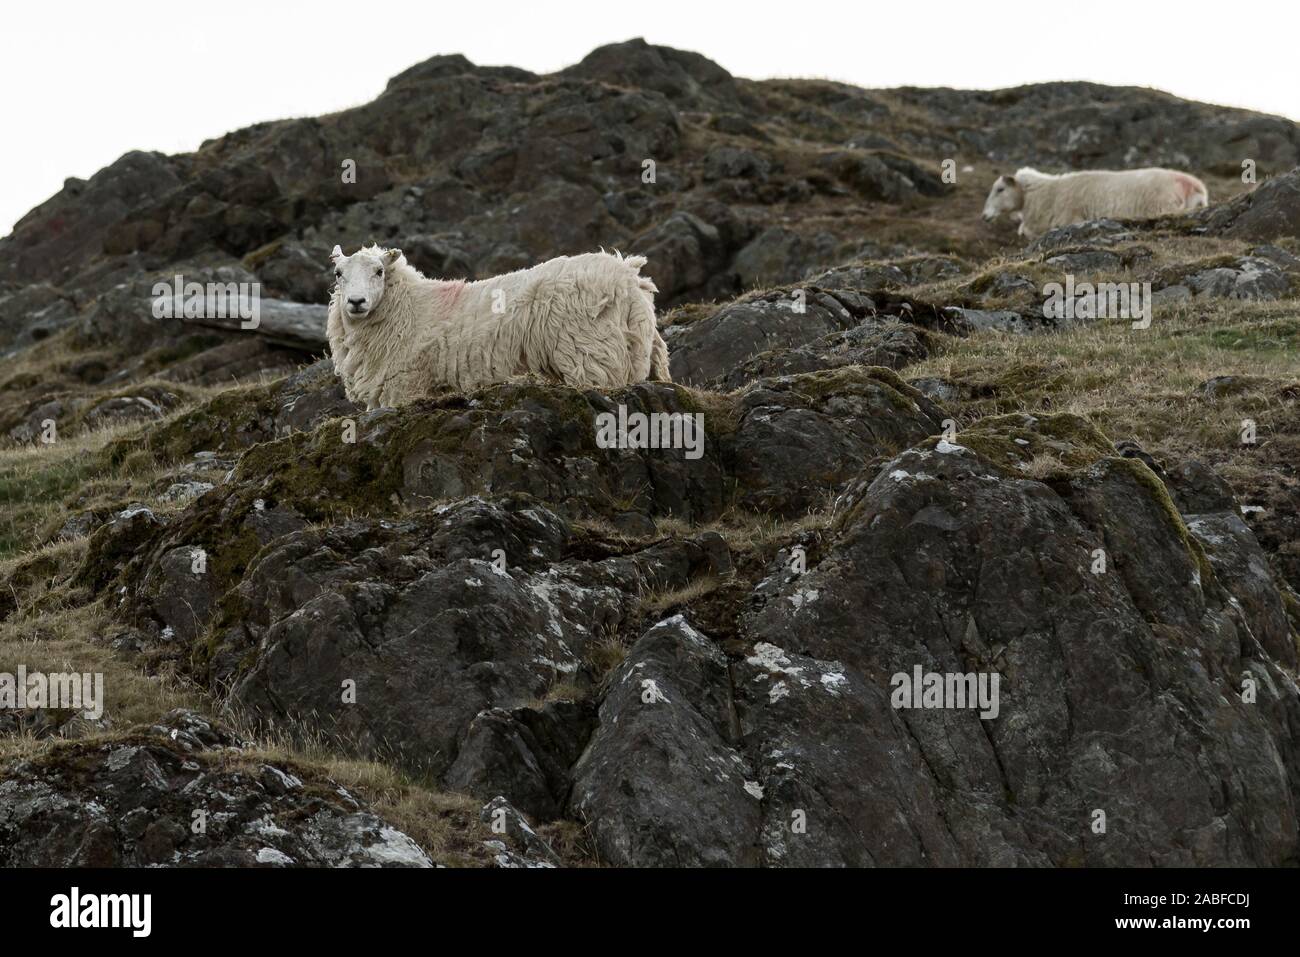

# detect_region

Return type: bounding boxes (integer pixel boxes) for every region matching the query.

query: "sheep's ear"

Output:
[382,248,403,267]
[1004,175,1017,188]
[330,245,344,263]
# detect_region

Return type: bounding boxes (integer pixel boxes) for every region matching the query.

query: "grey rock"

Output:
[55,511,105,542]
[730,370,946,515]
[1152,283,1192,304]
[899,255,969,283]
[1249,244,1300,272]
[478,796,561,866]
[75,505,166,593]
[447,701,596,820]
[1187,511,1296,667]
[569,616,763,866]
[1197,167,1300,241]
[910,376,963,403]
[733,226,839,288]
[900,82,1300,173]
[629,207,741,304]
[84,395,166,427]
[1045,249,1124,273]
[7,399,64,445]
[251,241,333,303]
[943,307,1043,334]
[667,289,863,386]
[703,147,772,182]
[817,150,947,202]
[0,709,432,867]
[0,151,183,285]
[560,38,751,112]
[0,283,78,351]
[806,262,908,291]
[1196,374,1270,399]
[736,428,1300,865]
[1163,458,1239,515]
[717,321,929,391]
[179,296,329,347]
[1181,257,1292,301]
[159,481,216,503]
[1027,219,1136,252]
[177,499,730,782]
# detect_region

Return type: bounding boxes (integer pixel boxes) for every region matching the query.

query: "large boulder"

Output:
[729,368,946,515]
[1198,168,1300,241]
[739,419,1299,866]
[446,701,597,820]
[629,206,745,304]
[666,289,868,386]
[716,321,930,391]
[569,616,764,866]
[560,414,1300,866]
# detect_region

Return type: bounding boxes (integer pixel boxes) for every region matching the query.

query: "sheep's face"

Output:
[982,175,1023,222]
[331,246,402,321]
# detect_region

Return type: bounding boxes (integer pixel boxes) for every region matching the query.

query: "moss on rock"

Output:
[1096,454,1217,588]
[951,411,1115,474]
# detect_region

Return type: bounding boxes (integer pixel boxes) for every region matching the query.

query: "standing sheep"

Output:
[326,245,672,409]
[982,167,1209,239]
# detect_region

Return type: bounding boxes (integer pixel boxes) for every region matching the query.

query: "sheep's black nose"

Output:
[348,297,366,307]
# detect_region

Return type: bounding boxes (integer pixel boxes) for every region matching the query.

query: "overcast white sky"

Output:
[4,0,1297,236]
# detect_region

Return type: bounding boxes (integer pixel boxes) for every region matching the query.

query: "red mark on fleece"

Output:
[432,280,466,310]
[1172,173,1203,201]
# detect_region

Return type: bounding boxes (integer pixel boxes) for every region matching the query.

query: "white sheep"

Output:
[982,167,1209,239]
[326,245,671,409]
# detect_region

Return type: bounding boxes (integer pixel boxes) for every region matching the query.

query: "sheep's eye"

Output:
[334,269,342,278]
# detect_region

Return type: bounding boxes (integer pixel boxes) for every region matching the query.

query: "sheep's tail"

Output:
[614,251,671,383]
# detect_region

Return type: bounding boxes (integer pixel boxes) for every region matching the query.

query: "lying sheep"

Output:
[326,245,671,409]
[982,167,1209,239]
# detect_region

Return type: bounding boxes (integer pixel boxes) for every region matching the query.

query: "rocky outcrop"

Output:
[218,500,728,780]
[1155,255,1294,302]
[73,381,1297,868]
[3,42,1299,871]
[564,415,1300,866]
[890,83,1300,174]
[1196,167,1300,240]
[665,284,943,387]
[0,711,431,867]
[715,321,930,391]
[98,367,939,659]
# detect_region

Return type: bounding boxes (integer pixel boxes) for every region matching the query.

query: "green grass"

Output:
[1197,318,1300,353]
[0,443,103,559]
